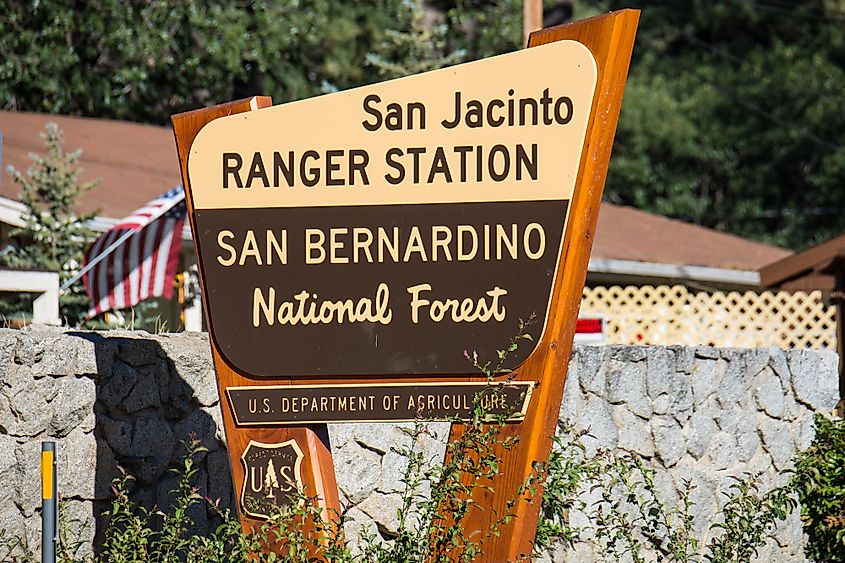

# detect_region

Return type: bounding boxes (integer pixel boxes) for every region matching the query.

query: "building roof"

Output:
[0,110,789,281]
[0,111,181,218]
[593,203,790,271]
[759,232,845,291]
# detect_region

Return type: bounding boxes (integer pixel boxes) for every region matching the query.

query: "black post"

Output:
[41,441,57,563]
[834,263,844,400]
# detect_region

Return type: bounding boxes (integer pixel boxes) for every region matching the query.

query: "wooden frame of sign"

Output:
[455,10,639,559]
[171,8,637,559]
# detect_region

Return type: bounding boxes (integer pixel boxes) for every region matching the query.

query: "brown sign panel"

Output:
[227,381,534,425]
[186,40,597,378]
[196,201,565,376]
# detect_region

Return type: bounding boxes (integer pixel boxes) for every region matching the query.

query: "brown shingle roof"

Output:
[592,203,790,271]
[0,111,789,272]
[759,231,845,290]
[0,111,181,218]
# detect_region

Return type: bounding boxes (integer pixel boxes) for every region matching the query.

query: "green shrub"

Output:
[0,418,804,563]
[792,413,845,562]
[534,431,797,562]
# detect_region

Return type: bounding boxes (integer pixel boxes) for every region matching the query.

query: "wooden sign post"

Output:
[171,9,637,559]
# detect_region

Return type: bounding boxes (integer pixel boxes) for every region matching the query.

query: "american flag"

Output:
[83,187,187,318]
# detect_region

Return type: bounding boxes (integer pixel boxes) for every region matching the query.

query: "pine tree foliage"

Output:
[366,0,465,79]
[1,123,97,325]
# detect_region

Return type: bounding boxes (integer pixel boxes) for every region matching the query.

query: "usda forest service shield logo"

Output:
[240,439,304,519]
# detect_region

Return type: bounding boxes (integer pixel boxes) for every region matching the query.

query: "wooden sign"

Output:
[172,9,637,560]
[186,39,596,379]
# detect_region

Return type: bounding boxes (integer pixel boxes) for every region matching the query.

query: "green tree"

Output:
[366,0,465,79]
[439,0,524,61]
[588,0,845,249]
[1,123,98,325]
[0,0,411,124]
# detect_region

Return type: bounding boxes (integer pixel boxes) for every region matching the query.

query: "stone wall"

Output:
[0,327,838,561]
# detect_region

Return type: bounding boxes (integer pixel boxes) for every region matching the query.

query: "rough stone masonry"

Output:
[0,326,838,561]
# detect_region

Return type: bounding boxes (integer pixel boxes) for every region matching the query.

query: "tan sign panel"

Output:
[188,40,596,209]
[186,40,597,378]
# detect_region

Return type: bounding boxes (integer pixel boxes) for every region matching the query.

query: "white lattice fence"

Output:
[580,285,837,349]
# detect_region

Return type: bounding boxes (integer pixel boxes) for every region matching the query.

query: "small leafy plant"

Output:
[364,316,539,562]
[50,322,539,563]
[792,413,845,562]
[535,432,797,563]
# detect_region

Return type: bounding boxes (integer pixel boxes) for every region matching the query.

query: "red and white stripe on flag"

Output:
[83,187,187,319]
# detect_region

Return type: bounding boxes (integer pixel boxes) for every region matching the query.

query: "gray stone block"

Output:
[577,395,617,455]
[795,412,817,452]
[174,409,218,450]
[760,416,795,470]
[754,367,786,419]
[157,334,217,407]
[690,359,719,405]
[684,402,717,459]
[0,331,17,365]
[121,372,161,413]
[334,441,382,504]
[768,347,791,386]
[343,506,381,556]
[357,492,404,537]
[789,349,839,411]
[694,346,720,359]
[646,348,674,396]
[560,357,583,418]
[704,431,736,471]
[200,405,226,447]
[48,376,96,437]
[58,500,95,560]
[0,502,24,548]
[29,330,98,378]
[117,337,160,367]
[329,422,356,448]
[207,448,233,509]
[745,348,771,380]
[13,440,40,517]
[610,345,647,363]
[130,417,174,458]
[578,346,611,396]
[6,372,56,436]
[605,360,651,418]
[129,417,175,483]
[716,354,747,406]
[378,451,411,494]
[0,433,20,510]
[354,422,413,455]
[671,346,696,375]
[614,407,653,457]
[12,332,45,365]
[56,429,99,500]
[102,416,133,456]
[99,361,140,411]
[651,417,685,467]
[735,411,761,463]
